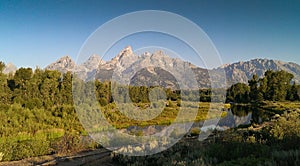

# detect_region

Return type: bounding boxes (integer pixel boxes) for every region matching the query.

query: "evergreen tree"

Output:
[259,77,268,100]
[0,61,5,73]
[226,83,250,103]
[0,62,11,105]
[248,74,260,102]
[287,82,299,101]
[264,70,294,101]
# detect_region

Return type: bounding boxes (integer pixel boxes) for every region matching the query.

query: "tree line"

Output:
[226,70,300,103]
[2,61,299,111]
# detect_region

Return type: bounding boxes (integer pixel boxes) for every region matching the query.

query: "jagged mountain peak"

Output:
[217,58,300,85]
[122,45,133,54]
[82,54,105,69]
[58,55,73,62]
[45,48,300,88]
[46,55,75,73]
[221,58,270,68]
[87,54,104,62]
[3,62,17,74]
[112,46,134,61]
[55,55,74,65]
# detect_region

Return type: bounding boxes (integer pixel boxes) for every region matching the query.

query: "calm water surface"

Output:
[122,105,270,136]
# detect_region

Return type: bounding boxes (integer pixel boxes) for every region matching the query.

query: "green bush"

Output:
[51,132,83,154]
[204,142,270,164]
[0,135,50,161]
[271,149,300,166]
[218,156,270,166]
[270,109,300,150]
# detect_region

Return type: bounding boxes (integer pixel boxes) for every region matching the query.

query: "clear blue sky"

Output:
[0,0,300,68]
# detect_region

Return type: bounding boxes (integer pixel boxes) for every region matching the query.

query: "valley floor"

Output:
[1,101,300,165]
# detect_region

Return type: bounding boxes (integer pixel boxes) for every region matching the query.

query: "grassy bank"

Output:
[92,101,227,129]
[1,101,300,162]
[113,106,300,165]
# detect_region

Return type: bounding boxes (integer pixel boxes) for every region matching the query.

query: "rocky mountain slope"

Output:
[3,63,17,74]
[95,46,210,89]
[46,56,75,73]
[218,58,300,85]
[45,46,300,88]
[46,54,105,80]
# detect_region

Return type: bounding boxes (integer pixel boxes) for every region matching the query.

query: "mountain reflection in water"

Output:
[121,105,267,136]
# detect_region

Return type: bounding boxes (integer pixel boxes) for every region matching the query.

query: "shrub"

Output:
[0,152,3,161]
[51,132,83,154]
[0,135,50,161]
[270,109,300,150]
[204,142,270,164]
[271,149,300,166]
[190,127,201,137]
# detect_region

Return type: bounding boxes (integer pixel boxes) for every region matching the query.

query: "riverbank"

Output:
[1,101,300,165]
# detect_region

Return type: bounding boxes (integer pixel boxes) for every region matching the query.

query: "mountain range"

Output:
[25,46,300,88]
